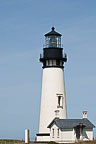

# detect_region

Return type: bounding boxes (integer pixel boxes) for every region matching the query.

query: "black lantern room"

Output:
[40,27,67,68]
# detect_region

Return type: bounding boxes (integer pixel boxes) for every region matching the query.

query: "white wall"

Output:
[83,128,93,140]
[36,135,50,142]
[39,68,67,133]
[50,124,94,143]
[50,124,75,143]
[50,124,61,142]
[61,128,75,143]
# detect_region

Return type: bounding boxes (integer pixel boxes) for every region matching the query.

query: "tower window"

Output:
[46,60,48,66]
[53,60,56,66]
[49,36,57,47]
[57,94,63,108]
[44,61,46,67]
[49,60,52,66]
[45,36,61,48]
[56,60,60,66]
[58,96,61,106]
[60,60,63,66]
[48,60,50,66]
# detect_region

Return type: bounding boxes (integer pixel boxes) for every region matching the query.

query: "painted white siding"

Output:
[50,124,94,143]
[50,124,75,143]
[83,128,93,140]
[50,124,61,142]
[61,128,75,143]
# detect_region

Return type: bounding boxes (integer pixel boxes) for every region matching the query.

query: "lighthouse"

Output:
[36,27,67,141]
[35,27,95,143]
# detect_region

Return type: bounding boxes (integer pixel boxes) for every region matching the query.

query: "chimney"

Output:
[82,111,87,119]
[25,129,29,144]
[55,110,59,118]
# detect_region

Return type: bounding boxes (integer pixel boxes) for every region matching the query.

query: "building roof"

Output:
[45,27,62,37]
[47,118,95,129]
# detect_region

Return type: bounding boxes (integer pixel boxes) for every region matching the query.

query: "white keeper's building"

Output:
[47,111,95,143]
[36,27,95,143]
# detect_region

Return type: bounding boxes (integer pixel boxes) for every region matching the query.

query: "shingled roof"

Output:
[47,118,95,129]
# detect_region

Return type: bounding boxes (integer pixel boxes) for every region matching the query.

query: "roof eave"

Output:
[45,33,62,37]
[47,118,59,128]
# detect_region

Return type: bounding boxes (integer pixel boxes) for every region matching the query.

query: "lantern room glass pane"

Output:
[45,36,61,48]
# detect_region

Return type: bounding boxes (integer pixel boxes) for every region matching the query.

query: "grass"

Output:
[0,140,96,144]
[48,140,96,144]
[0,139,24,143]
[75,140,96,144]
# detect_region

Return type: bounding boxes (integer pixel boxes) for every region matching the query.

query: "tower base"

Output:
[36,133,50,142]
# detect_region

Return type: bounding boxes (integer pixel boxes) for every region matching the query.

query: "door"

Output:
[76,127,80,140]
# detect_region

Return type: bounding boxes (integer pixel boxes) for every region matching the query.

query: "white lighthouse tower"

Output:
[36,27,67,141]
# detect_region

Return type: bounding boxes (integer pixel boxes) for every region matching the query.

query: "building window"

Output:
[57,128,59,138]
[52,129,54,138]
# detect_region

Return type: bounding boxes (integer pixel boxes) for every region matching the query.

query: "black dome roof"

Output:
[45,27,62,37]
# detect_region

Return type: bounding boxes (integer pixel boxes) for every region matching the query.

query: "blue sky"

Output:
[0,0,96,140]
